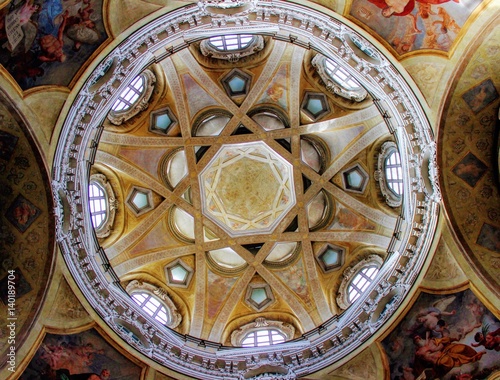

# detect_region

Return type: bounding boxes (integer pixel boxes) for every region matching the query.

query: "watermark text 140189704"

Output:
[6,269,17,373]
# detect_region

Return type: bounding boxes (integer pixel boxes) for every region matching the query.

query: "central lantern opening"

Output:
[200,141,296,236]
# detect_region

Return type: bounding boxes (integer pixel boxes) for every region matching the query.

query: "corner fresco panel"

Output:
[349,0,483,54]
[381,289,500,379]
[20,329,143,380]
[462,78,499,114]
[0,0,107,90]
[0,99,54,366]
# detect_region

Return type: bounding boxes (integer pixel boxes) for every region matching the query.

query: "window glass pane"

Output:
[209,35,254,51]
[348,266,379,303]
[131,292,169,325]
[241,329,286,347]
[325,59,361,90]
[89,182,107,229]
[112,75,145,112]
[385,150,403,196]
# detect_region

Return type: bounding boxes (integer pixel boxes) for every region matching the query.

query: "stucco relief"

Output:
[328,347,378,379]
[48,278,90,324]
[405,62,444,105]
[422,236,467,288]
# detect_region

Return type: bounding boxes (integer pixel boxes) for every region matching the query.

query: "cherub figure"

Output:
[472,325,500,351]
[432,6,460,34]
[411,296,457,339]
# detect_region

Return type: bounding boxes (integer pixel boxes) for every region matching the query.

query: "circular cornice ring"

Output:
[51,1,440,378]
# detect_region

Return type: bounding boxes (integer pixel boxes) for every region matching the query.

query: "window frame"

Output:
[240,328,287,347]
[89,181,107,230]
[311,55,368,102]
[126,280,182,328]
[131,291,170,325]
[208,34,256,51]
[375,141,404,207]
[88,174,116,238]
[200,34,265,62]
[385,150,404,197]
[108,69,156,125]
[230,317,295,347]
[347,265,379,303]
[336,255,383,309]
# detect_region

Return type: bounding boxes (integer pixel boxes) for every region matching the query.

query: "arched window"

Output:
[324,59,361,91]
[108,69,156,125]
[126,280,182,328]
[241,329,286,347]
[311,55,368,102]
[337,255,383,309]
[88,174,116,238]
[230,317,295,347]
[89,181,107,230]
[375,142,403,207]
[131,292,169,325]
[347,265,379,303]
[112,75,145,112]
[385,150,403,196]
[200,35,265,62]
[208,34,255,51]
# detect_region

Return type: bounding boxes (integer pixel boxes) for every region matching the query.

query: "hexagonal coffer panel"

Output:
[200,142,296,237]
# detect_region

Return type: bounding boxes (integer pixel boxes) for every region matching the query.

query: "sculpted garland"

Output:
[52,1,440,378]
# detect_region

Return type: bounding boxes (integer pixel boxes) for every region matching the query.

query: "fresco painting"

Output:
[451,152,488,188]
[258,64,288,110]
[207,269,237,319]
[276,258,312,306]
[350,0,482,54]
[476,223,500,253]
[0,0,107,90]
[5,193,41,232]
[182,73,219,118]
[0,130,19,160]
[331,203,376,231]
[382,289,500,379]
[462,79,499,114]
[20,329,143,380]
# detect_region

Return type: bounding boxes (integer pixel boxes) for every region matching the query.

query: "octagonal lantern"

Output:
[199,142,296,237]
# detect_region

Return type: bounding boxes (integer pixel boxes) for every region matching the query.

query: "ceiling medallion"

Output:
[51,0,440,378]
[200,142,295,236]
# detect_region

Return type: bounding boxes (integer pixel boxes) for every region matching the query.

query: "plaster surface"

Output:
[200,142,295,236]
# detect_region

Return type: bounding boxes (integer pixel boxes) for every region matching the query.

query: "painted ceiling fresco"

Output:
[439,23,500,291]
[382,289,499,379]
[20,328,143,380]
[349,0,483,55]
[0,98,54,367]
[0,0,107,90]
